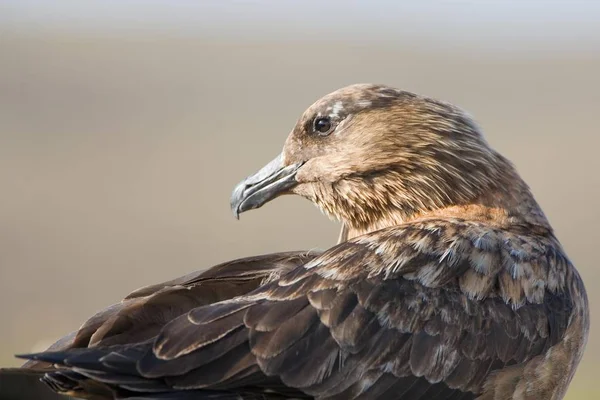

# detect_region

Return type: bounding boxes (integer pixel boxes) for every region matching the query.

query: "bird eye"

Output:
[313,117,333,136]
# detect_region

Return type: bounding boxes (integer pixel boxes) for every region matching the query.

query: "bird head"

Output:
[231,84,544,236]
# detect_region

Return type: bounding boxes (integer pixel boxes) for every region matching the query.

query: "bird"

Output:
[13,84,588,400]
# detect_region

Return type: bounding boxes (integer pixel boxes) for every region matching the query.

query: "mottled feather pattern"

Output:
[309,219,568,307]
[27,219,575,399]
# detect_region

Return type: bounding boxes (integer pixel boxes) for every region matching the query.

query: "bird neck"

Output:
[334,170,552,242]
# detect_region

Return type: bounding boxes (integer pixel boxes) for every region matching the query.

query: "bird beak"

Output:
[230,153,304,218]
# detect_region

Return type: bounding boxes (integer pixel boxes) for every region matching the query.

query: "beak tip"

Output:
[230,182,246,220]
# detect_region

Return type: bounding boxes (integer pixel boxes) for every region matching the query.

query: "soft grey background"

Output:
[1,1,599,398]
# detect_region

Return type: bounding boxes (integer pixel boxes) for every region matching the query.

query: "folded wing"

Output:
[24,220,576,400]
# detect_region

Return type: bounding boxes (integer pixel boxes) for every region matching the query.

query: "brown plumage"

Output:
[14,84,588,400]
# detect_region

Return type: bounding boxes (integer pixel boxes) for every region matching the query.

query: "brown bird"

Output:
[14,84,588,400]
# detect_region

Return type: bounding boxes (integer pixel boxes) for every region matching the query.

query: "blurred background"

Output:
[1,1,599,398]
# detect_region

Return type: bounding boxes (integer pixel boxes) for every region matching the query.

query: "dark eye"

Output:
[313,117,333,135]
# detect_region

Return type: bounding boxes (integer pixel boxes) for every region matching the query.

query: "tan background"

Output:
[1,2,599,398]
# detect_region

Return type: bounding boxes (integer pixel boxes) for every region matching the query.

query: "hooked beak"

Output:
[230,153,304,218]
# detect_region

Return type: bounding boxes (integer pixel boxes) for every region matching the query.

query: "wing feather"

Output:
[23,221,576,399]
